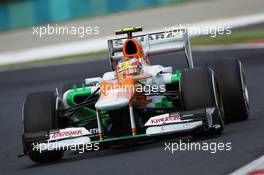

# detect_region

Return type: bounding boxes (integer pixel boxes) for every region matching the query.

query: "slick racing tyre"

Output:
[23,91,63,162]
[180,67,224,136]
[209,58,249,123]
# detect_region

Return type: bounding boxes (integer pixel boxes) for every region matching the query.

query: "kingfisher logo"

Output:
[151,115,181,124]
[145,113,181,126]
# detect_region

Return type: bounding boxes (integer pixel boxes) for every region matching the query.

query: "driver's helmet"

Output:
[116,58,142,79]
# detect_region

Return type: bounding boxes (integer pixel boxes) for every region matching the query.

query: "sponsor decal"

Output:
[51,130,82,139]
[112,30,179,47]
[145,113,181,126]
[49,128,91,140]
[89,128,99,135]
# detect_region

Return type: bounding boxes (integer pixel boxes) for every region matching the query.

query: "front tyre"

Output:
[209,58,249,122]
[180,67,224,136]
[23,91,63,162]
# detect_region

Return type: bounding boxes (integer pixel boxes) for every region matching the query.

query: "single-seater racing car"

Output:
[21,26,249,162]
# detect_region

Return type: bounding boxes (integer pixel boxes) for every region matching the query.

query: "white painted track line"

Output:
[230,155,264,175]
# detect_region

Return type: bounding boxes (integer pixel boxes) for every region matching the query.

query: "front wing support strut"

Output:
[129,105,137,136]
[96,109,104,140]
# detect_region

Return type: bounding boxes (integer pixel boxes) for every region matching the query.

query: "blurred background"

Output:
[0,0,191,31]
[0,0,263,68]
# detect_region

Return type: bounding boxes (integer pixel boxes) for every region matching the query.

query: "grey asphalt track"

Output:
[0,48,264,175]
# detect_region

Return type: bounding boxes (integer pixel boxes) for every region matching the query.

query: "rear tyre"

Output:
[23,91,63,162]
[209,58,249,122]
[180,67,224,136]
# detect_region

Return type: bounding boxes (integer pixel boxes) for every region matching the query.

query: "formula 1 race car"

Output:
[21,26,249,162]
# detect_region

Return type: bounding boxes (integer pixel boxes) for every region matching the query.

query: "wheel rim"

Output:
[239,61,250,115]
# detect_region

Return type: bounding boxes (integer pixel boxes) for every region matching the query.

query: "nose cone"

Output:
[95,98,129,110]
[97,78,135,110]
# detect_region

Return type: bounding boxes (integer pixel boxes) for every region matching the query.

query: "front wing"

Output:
[22,107,219,154]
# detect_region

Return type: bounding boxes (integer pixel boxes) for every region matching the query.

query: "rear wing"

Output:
[107,28,194,70]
